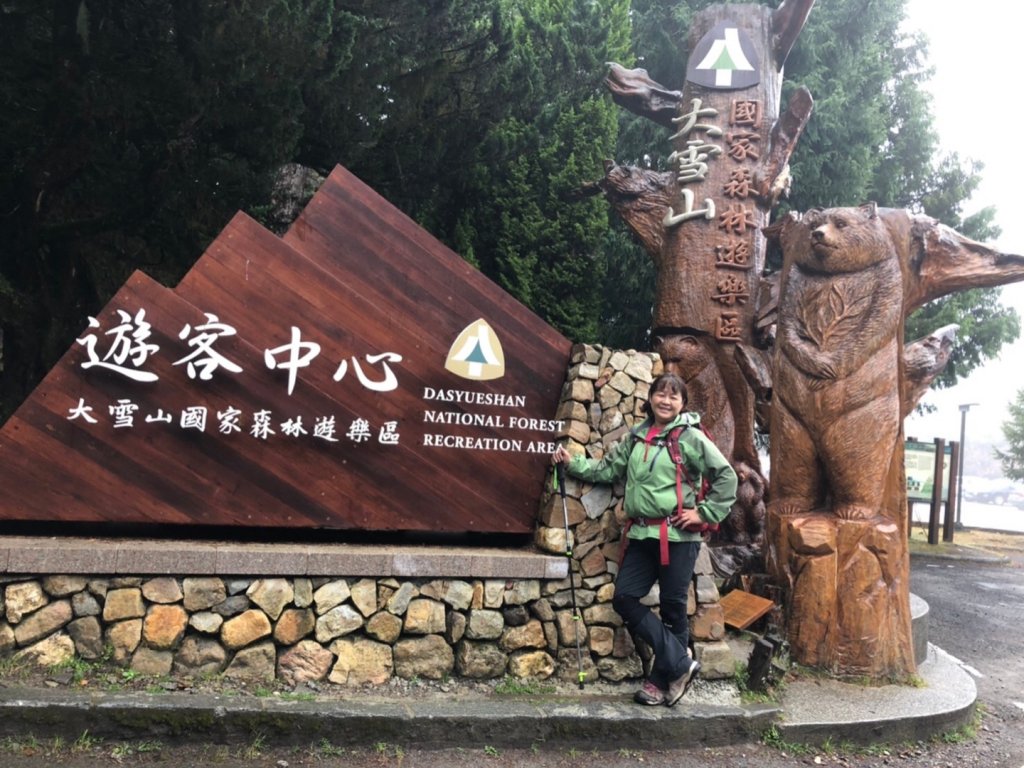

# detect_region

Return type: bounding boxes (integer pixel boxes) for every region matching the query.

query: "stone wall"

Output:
[535,344,732,679]
[0,345,732,686]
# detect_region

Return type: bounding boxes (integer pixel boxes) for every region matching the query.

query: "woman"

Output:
[552,372,737,706]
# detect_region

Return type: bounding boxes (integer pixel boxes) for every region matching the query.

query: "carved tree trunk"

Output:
[765,206,1024,679]
[602,1,813,547]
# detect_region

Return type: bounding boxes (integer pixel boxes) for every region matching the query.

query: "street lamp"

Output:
[956,403,979,528]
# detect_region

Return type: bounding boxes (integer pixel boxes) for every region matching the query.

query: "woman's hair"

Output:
[641,372,688,418]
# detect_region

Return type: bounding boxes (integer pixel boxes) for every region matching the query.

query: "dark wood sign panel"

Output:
[0,166,572,534]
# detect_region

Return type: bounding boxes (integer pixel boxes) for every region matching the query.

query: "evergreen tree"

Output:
[996,389,1024,481]
[1,0,1019,424]
[434,0,630,342]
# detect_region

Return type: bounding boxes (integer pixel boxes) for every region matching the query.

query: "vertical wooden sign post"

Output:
[601,1,815,544]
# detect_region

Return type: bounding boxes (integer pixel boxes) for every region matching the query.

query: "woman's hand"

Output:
[670,507,703,529]
[551,445,571,466]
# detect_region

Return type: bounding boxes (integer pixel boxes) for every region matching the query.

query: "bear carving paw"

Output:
[832,503,878,521]
[769,498,814,517]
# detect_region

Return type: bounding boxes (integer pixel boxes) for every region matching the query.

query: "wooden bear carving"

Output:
[765,203,1024,677]
[772,203,903,520]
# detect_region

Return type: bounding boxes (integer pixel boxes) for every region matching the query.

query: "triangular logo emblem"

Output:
[686,22,759,90]
[445,319,505,381]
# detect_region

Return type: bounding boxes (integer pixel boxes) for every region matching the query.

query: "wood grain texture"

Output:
[0,166,572,534]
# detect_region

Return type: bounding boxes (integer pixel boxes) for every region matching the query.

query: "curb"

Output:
[0,687,779,749]
[773,643,977,747]
[0,643,977,752]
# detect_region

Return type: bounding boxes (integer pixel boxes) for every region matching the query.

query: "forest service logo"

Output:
[445,319,505,381]
[686,22,759,90]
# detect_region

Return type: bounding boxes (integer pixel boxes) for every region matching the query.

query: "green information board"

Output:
[905,440,953,503]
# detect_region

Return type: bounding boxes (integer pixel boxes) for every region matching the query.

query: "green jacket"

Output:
[566,412,738,544]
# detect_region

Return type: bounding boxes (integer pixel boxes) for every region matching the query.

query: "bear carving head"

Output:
[655,334,712,380]
[796,202,896,275]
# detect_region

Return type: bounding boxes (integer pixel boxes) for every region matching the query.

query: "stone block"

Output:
[274,608,315,645]
[71,591,101,618]
[221,609,272,650]
[42,576,88,597]
[143,604,188,650]
[443,580,474,611]
[66,616,103,660]
[554,610,587,649]
[14,600,72,645]
[349,579,378,617]
[103,588,146,622]
[695,573,720,603]
[141,577,183,604]
[106,619,142,664]
[5,581,47,623]
[563,379,594,403]
[508,650,555,679]
[465,609,504,640]
[690,603,726,641]
[582,603,622,626]
[16,632,75,668]
[404,598,446,635]
[315,604,363,643]
[499,619,546,652]
[534,526,567,556]
[455,640,508,679]
[173,636,227,677]
[225,641,276,682]
[579,547,607,578]
[312,580,352,614]
[329,637,393,686]
[385,582,417,615]
[189,611,224,634]
[624,355,654,382]
[0,623,15,654]
[569,362,600,380]
[581,484,613,520]
[595,653,642,682]
[131,648,173,676]
[306,549,391,575]
[183,578,227,612]
[293,578,314,608]
[213,595,250,617]
[588,625,614,656]
[365,611,403,644]
[503,580,541,606]
[247,579,294,620]
[278,639,334,686]
[393,634,453,680]
[694,640,735,680]
[8,541,109,574]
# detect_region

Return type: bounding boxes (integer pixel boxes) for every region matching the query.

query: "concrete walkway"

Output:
[0,640,975,750]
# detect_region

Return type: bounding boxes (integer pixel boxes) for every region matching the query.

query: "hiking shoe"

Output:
[633,680,666,706]
[665,658,700,707]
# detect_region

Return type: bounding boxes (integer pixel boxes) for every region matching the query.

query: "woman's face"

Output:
[650,385,684,426]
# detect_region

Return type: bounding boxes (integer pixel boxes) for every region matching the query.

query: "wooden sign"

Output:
[0,166,572,535]
[719,589,775,631]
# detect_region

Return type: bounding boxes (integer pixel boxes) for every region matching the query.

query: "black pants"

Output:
[612,537,700,689]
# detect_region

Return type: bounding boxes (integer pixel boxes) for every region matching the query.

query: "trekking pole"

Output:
[555,461,586,690]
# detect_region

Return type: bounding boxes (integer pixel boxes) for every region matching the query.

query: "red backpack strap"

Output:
[669,425,718,536]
